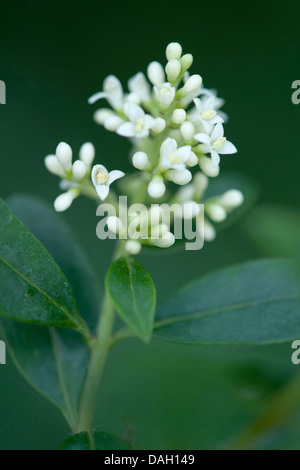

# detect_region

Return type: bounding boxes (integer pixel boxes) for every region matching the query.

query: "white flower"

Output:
[160,138,191,170]
[195,123,237,167]
[154,82,175,109]
[192,97,223,132]
[147,61,165,86]
[92,165,125,200]
[88,75,123,110]
[200,88,228,122]
[128,72,151,104]
[117,103,156,138]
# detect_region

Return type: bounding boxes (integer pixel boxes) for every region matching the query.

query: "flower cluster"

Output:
[44,42,243,253]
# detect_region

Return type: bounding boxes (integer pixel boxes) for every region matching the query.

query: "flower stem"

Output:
[75,242,125,433]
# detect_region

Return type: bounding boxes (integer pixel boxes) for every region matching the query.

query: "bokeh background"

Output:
[0,0,299,450]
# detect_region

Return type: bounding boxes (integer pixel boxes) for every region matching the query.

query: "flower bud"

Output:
[104,116,124,132]
[180,122,195,141]
[107,216,125,236]
[152,117,166,133]
[147,61,165,86]
[180,54,193,72]
[153,231,175,248]
[168,169,192,185]
[204,220,216,242]
[166,42,182,61]
[206,204,227,222]
[181,74,203,95]
[148,177,166,199]
[93,108,115,125]
[193,172,209,197]
[199,156,220,178]
[79,142,95,167]
[182,201,201,220]
[154,83,175,109]
[56,142,73,169]
[218,190,244,208]
[186,151,198,167]
[44,155,64,176]
[132,151,151,171]
[54,191,75,212]
[165,59,181,82]
[172,109,186,125]
[125,240,142,255]
[72,160,87,180]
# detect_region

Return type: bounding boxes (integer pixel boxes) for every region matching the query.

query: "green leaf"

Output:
[0,198,85,332]
[242,205,300,262]
[0,196,93,428]
[155,259,300,345]
[0,321,89,430]
[106,257,156,343]
[60,431,132,450]
[7,194,100,331]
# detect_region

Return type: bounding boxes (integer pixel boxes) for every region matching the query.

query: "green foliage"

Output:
[0,198,85,332]
[106,258,156,343]
[155,259,300,344]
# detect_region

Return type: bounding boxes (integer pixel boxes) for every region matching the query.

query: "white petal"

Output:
[108,170,125,185]
[88,91,107,105]
[218,141,238,155]
[96,185,110,201]
[123,102,144,122]
[211,150,221,167]
[176,145,192,163]
[103,75,123,109]
[144,114,156,129]
[160,137,177,157]
[193,98,202,113]
[211,123,224,141]
[128,72,151,102]
[92,164,108,187]
[117,122,136,137]
[194,133,211,145]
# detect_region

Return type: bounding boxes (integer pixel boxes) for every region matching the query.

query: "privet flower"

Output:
[45,41,243,250]
[91,165,125,201]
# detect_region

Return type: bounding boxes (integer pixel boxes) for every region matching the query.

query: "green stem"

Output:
[75,242,125,433]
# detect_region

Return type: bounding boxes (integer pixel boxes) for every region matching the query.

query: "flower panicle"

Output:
[44,41,243,252]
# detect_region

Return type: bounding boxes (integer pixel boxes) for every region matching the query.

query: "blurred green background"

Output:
[0,0,299,450]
